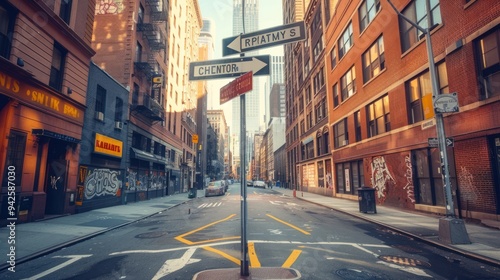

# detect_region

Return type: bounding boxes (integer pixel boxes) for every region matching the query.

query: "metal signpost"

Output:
[188,56,270,81]
[387,0,470,244]
[222,21,306,56]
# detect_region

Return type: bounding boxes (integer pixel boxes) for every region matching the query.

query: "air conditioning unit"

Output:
[95,111,104,121]
[115,121,123,130]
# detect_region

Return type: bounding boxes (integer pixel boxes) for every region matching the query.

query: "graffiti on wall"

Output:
[127,170,149,191]
[84,168,121,199]
[403,155,416,203]
[96,0,125,15]
[150,172,166,190]
[371,156,395,201]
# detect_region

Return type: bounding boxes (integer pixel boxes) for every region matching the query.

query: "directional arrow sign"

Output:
[189,55,270,81]
[223,21,306,56]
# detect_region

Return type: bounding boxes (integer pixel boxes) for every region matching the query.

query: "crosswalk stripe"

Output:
[198,202,223,208]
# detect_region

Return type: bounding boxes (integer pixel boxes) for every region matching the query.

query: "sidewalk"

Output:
[272,188,500,267]
[2,187,500,273]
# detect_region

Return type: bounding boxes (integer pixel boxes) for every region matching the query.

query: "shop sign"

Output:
[94,133,123,158]
[0,71,84,122]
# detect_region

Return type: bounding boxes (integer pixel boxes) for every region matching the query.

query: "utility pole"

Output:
[386,0,470,244]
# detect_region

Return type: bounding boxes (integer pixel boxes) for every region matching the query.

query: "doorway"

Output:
[44,139,69,215]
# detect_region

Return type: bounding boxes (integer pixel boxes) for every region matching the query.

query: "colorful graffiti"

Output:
[127,170,149,191]
[403,155,416,203]
[96,0,125,15]
[371,156,395,201]
[84,168,121,199]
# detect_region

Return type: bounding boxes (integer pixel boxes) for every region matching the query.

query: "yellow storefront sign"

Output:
[0,71,84,123]
[94,133,123,158]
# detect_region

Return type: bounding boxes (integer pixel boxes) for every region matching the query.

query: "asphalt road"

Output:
[2,183,500,279]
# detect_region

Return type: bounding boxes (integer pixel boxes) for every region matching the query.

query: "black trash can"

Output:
[357,187,377,213]
[188,187,197,198]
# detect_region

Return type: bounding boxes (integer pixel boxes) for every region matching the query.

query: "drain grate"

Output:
[378,255,431,267]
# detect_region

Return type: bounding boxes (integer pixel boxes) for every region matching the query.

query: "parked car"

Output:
[205,181,225,197]
[246,180,253,187]
[253,180,266,188]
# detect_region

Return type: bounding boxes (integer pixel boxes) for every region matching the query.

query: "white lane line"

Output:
[198,203,207,208]
[21,255,92,280]
[152,248,199,280]
[111,240,390,255]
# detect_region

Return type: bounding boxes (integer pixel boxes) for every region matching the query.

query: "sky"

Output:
[197,0,284,124]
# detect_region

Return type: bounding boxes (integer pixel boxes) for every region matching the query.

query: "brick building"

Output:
[0,0,95,224]
[285,0,500,222]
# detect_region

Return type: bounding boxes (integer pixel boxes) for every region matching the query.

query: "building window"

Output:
[414,148,456,206]
[0,3,15,59]
[336,160,364,194]
[341,66,356,101]
[407,62,448,124]
[334,118,348,149]
[311,8,322,34]
[401,0,442,53]
[330,47,337,70]
[95,85,106,119]
[315,97,326,122]
[354,111,362,142]
[323,130,330,154]
[49,43,66,91]
[367,95,390,137]
[2,130,26,188]
[332,83,339,108]
[135,42,142,62]
[476,28,500,99]
[359,0,381,32]
[313,67,325,94]
[115,97,123,122]
[306,141,314,159]
[312,36,323,63]
[59,0,72,24]
[305,85,312,104]
[132,83,139,105]
[307,112,313,129]
[338,22,353,60]
[362,36,385,83]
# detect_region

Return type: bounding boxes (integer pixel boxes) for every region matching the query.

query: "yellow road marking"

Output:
[175,214,237,245]
[248,242,261,267]
[202,246,240,265]
[266,214,311,235]
[282,249,302,268]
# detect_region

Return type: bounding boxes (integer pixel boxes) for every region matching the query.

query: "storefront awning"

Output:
[130,147,167,164]
[32,129,80,144]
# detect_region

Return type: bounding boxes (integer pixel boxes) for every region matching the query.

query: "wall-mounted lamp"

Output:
[17,57,24,67]
[67,87,72,95]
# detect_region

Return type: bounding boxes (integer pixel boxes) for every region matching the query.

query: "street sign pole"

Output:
[239,52,249,276]
[386,0,469,244]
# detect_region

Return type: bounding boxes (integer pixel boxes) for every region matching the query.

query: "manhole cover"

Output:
[335,268,385,279]
[378,255,431,267]
[135,231,169,239]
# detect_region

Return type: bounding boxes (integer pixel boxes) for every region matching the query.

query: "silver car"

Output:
[205,180,225,197]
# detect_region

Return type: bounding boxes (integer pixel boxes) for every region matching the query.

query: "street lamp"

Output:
[386,0,470,244]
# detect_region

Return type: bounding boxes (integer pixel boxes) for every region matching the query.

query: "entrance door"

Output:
[45,140,68,215]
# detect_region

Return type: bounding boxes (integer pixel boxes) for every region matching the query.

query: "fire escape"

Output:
[133,0,167,122]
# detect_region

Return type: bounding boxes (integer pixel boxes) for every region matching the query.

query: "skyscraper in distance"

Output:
[231,0,260,173]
